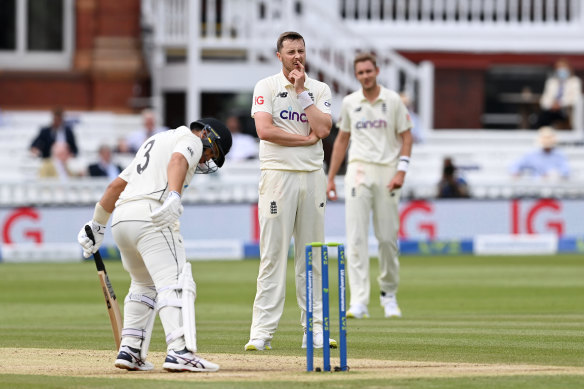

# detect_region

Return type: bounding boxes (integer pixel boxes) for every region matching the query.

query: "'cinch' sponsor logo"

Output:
[356,119,387,129]
[280,108,308,123]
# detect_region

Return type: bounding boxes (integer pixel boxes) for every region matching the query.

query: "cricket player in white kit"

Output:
[244,32,334,351]
[327,54,413,319]
[77,118,232,372]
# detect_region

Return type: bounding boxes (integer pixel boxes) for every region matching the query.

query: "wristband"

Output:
[297,90,314,110]
[93,202,112,225]
[397,156,410,173]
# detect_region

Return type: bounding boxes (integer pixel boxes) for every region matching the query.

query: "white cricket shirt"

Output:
[338,86,412,165]
[251,71,332,171]
[116,126,203,206]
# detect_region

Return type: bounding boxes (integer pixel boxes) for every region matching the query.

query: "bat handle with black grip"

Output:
[85,224,106,272]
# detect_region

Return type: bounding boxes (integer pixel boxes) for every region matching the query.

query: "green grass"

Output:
[2,375,584,389]
[1,254,583,388]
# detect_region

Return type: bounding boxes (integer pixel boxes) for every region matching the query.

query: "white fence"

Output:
[341,0,581,24]
[1,161,583,207]
[143,0,584,50]
[339,0,584,52]
[2,109,583,205]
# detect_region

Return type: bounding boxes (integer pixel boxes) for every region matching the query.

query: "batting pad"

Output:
[180,262,198,353]
[156,263,198,352]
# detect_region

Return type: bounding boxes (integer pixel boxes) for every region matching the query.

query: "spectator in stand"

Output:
[38,142,78,180]
[88,145,123,181]
[118,109,167,154]
[536,58,582,129]
[437,157,469,198]
[30,107,78,159]
[509,126,570,179]
[224,115,259,161]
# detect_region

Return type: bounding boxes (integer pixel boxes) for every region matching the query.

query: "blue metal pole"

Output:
[338,244,348,371]
[322,245,330,372]
[305,244,313,372]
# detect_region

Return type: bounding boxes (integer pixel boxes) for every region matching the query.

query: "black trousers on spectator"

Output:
[536,109,570,129]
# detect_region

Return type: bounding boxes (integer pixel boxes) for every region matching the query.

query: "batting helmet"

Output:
[190,118,232,168]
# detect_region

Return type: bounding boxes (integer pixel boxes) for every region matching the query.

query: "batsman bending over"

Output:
[77,118,232,372]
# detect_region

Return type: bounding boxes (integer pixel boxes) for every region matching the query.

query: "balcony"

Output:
[143,0,584,54]
[340,0,584,52]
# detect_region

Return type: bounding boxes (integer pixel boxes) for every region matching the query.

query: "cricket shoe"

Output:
[346,303,369,319]
[244,339,272,351]
[381,293,402,318]
[163,348,219,372]
[114,345,154,371]
[302,331,338,349]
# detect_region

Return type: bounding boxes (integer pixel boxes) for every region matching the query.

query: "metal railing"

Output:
[1,174,583,207]
[142,0,584,48]
[341,0,581,24]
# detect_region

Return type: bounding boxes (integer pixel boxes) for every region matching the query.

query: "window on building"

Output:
[0,0,73,70]
[27,0,64,51]
[483,66,549,130]
[0,0,16,50]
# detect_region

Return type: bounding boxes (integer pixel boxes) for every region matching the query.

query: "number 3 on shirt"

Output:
[137,140,155,174]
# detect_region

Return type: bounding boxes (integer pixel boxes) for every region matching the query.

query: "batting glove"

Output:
[150,191,183,230]
[77,220,106,258]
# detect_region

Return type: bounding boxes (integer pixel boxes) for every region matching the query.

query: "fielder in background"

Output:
[327,53,413,319]
[245,31,334,351]
[77,118,232,372]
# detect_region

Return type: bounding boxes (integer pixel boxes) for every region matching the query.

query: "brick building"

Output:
[0,0,147,113]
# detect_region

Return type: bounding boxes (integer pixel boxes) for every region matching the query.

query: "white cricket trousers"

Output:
[112,200,187,352]
[344,162,400,307]
[249,169,327,342]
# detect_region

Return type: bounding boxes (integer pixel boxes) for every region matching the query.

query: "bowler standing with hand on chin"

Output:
[245,31,334,351]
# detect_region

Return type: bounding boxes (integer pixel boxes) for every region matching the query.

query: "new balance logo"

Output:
[354,107,362,112]
[270,201,277,214]
[351,187,356,197]
[319,202,325,207]
[278,92,288,98]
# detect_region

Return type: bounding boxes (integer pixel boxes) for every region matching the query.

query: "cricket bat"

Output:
[85,225,122,350]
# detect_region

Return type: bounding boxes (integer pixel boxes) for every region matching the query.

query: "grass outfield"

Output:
[0,254,583,388]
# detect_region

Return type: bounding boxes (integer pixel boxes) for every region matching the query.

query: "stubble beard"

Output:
[284,60,302,79]
[362,78,376,92]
